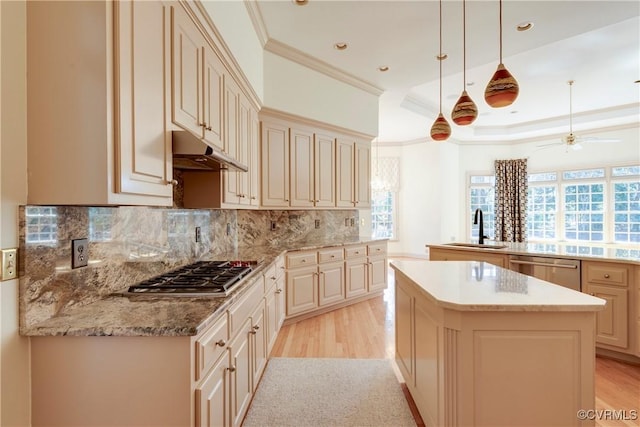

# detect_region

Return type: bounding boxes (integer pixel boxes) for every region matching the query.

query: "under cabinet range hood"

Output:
[172,131,249,172]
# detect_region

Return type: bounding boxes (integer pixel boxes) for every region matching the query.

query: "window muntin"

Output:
[25,207,58,244]
[612,180,640,243]
[469,175,495,240]
[372,190,397,239]
[563,182,605,241]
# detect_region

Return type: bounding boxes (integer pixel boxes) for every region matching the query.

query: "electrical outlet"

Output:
[270,221,277,231]
[195,226,201,242]
[0,248,17,281]
[314,219,320,229]
[226,223,231,236]
[350,217,355,227]
[71,238,88,269]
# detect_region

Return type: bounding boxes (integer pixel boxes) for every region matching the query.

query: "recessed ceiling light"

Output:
[517,21,534,32]
[334,42,348,51]
[436,54,448,61]
[378,66,389,72]
[292,0,308,5]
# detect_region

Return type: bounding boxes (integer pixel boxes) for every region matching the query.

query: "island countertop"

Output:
[426,241,640,264]
[390,259,606,312]
[22,237,387,337]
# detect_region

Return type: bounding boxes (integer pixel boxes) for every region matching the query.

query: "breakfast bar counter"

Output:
[391,259,606,427]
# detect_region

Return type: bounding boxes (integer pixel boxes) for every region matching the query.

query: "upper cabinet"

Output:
[27,0,174,206]
[171,2,224,151]
[259,110,373,210]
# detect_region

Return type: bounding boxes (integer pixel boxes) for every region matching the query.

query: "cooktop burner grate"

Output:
[126,260,255,296]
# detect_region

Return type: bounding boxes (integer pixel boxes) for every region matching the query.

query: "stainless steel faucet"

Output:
[474,208,488,245]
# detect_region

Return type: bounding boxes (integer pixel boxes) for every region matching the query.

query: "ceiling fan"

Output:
[537,80,621,151]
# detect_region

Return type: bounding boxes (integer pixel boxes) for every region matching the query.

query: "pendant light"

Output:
[430,0,451,141]
[451,0,478,125]
[484,0,519,108]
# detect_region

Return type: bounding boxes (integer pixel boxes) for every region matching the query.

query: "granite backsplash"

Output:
[19,206,358,331]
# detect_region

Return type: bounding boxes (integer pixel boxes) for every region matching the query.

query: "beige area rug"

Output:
[242,357,417,427]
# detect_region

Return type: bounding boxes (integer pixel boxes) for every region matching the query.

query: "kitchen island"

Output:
[392,259,606,427]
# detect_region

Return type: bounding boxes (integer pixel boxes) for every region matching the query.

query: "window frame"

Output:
[371,189,399,241]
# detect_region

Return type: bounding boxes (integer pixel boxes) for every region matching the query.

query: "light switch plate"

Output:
[1,248,17,280]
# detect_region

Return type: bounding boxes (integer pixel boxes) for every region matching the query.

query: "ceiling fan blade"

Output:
[537,141,564,148]
[575,136,621,143]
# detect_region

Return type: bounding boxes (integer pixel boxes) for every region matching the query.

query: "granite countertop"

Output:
[391,259,606,312]
[23,237,387,337]
[427,241,640,265]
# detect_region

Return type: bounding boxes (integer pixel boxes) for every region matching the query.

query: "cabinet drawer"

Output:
[263,263,277,292]
[318,248,344,263]
[585,263,629,286]
[345,245,367,259]
[228,278,264,338]
[195,314,228,381]
[368,242,387,256]
[286,251,317,268]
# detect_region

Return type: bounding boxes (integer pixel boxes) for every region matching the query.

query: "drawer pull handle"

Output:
[215,339,226,347]
[228,366,236,372]
[604,274,610,278]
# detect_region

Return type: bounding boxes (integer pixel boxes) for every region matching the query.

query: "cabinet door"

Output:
[345,258,368,298]
[336,139,355,207]
[290,128,315,208]
[195,354,228,427]
[355,141,371,208]
[202,44,224,150]
[261,121,290,207]
[115,0,173,199]
[319,261,345,306]
[266,289,278,354]
[229,319,252,427]
[315,133,336,207]
[249,108,260,206]
[275,274,286,329]
[171,3,203,137]
[223,78,241,204]
[286,265,318,316]
[587,284,628,349]
[368,256,388,292]
[250,301,267,391]
[237,94,252,205]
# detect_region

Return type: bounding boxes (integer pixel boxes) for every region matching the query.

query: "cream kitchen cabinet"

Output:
[27,0,173,206]
[368,242,388,292]
[582,261,632,351]
[265,258,286,353]
[345,244,368,298]
[172,1,224,151]
[260,120,290,207]
[336,139,371,208]
[290,128,336,208]
[318,248,346,306]
[286,251,319,316]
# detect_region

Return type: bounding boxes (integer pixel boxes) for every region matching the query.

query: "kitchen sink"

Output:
[445,242,508,249]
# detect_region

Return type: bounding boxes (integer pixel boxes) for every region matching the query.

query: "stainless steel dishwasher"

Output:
[508,255,581,291]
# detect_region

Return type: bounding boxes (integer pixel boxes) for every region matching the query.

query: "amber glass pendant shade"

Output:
[430,113,451,141]
[484,63,519,107]
[452,91,478,125]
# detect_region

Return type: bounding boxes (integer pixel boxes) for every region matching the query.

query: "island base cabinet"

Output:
[395,271,599,427]
[31,336,192,427]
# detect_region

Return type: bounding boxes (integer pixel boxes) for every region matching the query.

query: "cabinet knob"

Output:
[253,325,260,331]
[284,199,289,202]
[275,288,282,294]
[271,276,276,280]
[215,339,226,347]
[199,122,206,127]
[331,255,335,258]
[251,196,257,200]
[301,259,306,263]
[228,366,236,372]
[206,126,212,131]
[240,194,246,198]
[604,274,610,279]
[166,179,178,186]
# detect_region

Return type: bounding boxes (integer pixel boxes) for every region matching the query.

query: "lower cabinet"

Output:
[319,261,345,306]
[265,258,286,354]
[196,357,229,427]
[286,264,319,316]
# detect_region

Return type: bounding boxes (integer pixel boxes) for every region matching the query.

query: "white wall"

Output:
[1,1,30,425]
[382,125,640,258]
[200,1,264,101]
[263,51,379,137]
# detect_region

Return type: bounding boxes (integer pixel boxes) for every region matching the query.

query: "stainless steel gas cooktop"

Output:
[125,260,256,297]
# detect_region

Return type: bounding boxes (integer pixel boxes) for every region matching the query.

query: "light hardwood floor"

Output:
[271,261,640,427]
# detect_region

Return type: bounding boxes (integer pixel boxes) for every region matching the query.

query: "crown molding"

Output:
[244,0,269,47]
[264,39,384,97]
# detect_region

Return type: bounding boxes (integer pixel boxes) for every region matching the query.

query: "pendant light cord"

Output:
[438,0,443,112]
[569,81,573,133]
[463,0,467,85]
[499,0,503,62]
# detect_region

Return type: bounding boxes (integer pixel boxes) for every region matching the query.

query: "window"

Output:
[469,175,495,240]
[468,164,640,244]
[25,206,58,244]
[371,156,400,240]
[371,190,396,239]
[89,207,115,242]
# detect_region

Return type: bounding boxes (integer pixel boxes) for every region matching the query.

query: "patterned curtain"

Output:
[494,159,528,242]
